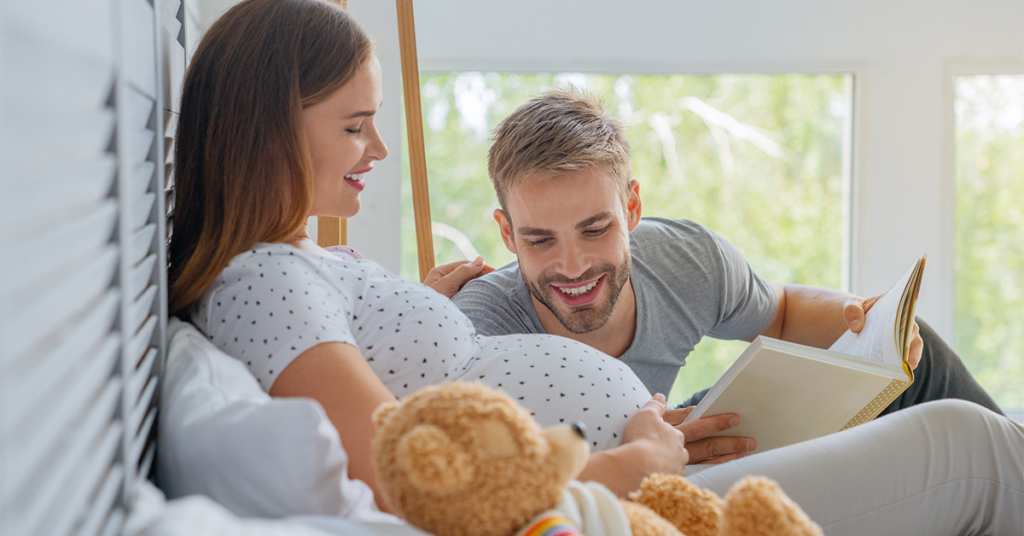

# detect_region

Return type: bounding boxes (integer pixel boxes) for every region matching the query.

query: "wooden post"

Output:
[316,0,348,247]
[316,216,347,248]
[397,0,435,281]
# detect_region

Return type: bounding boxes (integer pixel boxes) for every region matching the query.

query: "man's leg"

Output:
[687,400,1024,536]
[878,317,1003,416]
[681,317,1003,415]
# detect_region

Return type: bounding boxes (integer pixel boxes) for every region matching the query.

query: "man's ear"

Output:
[494,209,517,254]
[625,180,642,232]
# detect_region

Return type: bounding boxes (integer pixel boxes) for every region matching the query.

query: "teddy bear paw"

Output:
[628,473,722,536]
[720,476,823,536]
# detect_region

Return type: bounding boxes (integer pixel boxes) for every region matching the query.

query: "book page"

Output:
[828,262,919,368]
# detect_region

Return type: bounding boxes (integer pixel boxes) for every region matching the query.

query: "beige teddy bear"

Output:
[372,381,821,536]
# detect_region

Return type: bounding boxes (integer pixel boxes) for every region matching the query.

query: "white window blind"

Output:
[1,0,184,533]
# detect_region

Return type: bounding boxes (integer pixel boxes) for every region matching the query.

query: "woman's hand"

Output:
[423,257,494,298]
[577,394,688,496]
[620,394,689,471]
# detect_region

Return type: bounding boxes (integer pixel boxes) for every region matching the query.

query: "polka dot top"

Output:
[194,243,652,451]
[193,243,478,395]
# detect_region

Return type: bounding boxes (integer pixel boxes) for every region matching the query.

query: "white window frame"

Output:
[940,59,1024,339]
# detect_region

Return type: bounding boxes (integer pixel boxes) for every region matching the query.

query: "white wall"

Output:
[194,0,1023,339]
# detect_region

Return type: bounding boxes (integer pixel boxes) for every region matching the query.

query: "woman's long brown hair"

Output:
[169,0,372,316]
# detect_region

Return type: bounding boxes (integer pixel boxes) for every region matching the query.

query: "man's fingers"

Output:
[907,321,923,370]
[862,294,881,314]
[843,298,866,333]
[675,413,739,442]
[663,406,695,426]
[698,451,751,465]
[685,437,757,465]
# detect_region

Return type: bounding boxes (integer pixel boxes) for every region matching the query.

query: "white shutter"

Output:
[1,0,175,533]
[114,0,169,510]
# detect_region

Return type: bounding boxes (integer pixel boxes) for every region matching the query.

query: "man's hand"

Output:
[843,294,923,370]
[422,257,494,298]
[662,407,756,464]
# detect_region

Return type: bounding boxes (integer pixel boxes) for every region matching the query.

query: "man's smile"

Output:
[550,275,605,307]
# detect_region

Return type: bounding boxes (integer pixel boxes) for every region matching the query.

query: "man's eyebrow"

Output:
[516,212,615,237]
[575,212,615,229]
[516,226,554,237]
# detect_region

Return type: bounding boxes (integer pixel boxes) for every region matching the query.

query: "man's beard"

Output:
[523,254,631,334]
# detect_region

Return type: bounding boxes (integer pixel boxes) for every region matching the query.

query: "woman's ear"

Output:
[626,180,642,232]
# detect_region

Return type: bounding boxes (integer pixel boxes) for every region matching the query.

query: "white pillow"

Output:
[157,318,396,523]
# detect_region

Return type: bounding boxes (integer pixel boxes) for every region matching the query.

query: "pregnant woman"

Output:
[169,1,1022,533]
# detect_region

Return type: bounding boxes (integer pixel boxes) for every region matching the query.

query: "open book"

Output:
[682,255,927,453]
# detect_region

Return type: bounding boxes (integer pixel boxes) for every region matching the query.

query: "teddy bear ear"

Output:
[372,401,401,429]
[397,424,475,495]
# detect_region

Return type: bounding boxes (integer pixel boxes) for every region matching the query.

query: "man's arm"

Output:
[756,283,923,368]
[756,284,851,348]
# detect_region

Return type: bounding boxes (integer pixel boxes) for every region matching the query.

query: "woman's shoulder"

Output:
[223,243,372,280]
[194,244,355,327]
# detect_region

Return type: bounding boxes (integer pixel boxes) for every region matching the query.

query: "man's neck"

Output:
[531,278,637,358]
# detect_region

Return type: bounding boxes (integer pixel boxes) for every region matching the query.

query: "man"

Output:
[452,88,1002,464]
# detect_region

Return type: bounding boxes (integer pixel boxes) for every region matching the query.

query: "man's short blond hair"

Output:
[487,88,632,215]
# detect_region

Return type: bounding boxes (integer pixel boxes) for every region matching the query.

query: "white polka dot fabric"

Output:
[460,335,651,451]
[194,243,652,450]
[194,244,477,396]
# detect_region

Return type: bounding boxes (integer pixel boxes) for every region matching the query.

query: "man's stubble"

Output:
[523,254,631,335]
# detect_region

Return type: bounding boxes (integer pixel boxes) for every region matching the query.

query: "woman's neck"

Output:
[285,224,338,259]
[289,224,313,243]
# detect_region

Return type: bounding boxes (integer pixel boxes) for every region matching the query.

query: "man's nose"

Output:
[559,242,588,280]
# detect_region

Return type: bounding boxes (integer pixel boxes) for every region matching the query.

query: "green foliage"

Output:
[400,72,846,406]
[954,75,1024,411]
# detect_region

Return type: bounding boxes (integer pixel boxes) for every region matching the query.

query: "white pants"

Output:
[688,400,1024,535]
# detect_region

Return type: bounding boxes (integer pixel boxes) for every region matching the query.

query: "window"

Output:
[954,74,1024,413]
[402,72,852,404]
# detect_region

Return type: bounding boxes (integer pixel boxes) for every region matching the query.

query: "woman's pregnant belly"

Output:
[455,334,652,451]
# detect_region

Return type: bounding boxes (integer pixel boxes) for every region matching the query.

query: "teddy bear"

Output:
[371,381,822,536]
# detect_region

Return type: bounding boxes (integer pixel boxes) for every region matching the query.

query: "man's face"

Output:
[496,168,641,334]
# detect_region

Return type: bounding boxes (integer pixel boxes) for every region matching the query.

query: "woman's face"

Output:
[303,56,388,219]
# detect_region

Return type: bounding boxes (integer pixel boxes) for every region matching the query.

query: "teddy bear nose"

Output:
[571,421,587,440]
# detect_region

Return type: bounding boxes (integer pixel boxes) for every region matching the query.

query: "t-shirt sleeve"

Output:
[452,275,538,337]
[703,229,778,340]
[192,258,357,392]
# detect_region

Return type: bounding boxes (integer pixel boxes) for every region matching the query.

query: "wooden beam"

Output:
[397,0,435,281]
[317,216,347,247]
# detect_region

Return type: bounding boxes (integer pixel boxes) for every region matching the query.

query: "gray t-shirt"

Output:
[452,217,778,396]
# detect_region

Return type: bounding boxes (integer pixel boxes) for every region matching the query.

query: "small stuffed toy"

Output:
[372,382,821,536]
